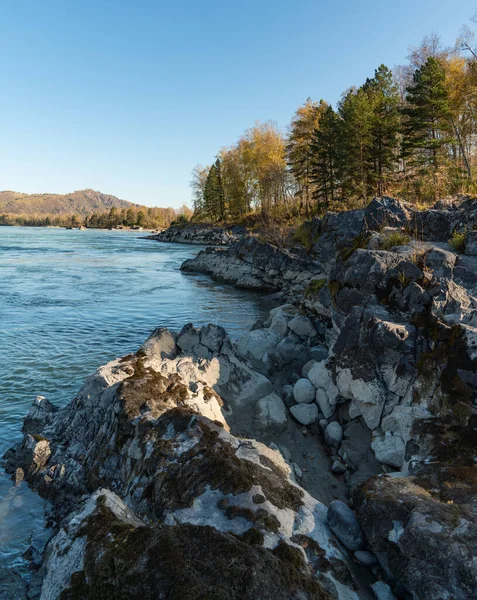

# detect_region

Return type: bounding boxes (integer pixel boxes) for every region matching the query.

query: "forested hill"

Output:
[0,189,134,216]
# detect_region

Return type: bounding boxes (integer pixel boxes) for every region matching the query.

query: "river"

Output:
[0,226,272,573]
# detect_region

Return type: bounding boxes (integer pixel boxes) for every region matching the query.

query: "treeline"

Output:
[191,22,477,220]
[0,205,191,229]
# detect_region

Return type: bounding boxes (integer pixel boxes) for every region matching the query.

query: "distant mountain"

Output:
[0,189,136,216]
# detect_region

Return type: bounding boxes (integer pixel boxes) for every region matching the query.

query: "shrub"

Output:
[292,222,319,250]
[305,278,327,298]
[380,231,411,250]
[449,231,466,253]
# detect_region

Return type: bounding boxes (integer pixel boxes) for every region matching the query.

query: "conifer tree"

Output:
[338,88,374,201]
[203,158,226,221]
[286,99,326,214]
[310,105,341,210]
[363,65,401,195]
[402,57,454,198]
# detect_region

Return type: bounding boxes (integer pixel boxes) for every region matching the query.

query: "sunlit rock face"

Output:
[5,324,369,600]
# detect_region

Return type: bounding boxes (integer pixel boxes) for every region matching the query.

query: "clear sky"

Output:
[0,0,475,208]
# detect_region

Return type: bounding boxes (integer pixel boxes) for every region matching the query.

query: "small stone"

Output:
[302,360,317,378]
[293,378,316,404]
[371,581,397,600]
[324,422,343,448]
[315,390,334,419]
[327,500,364,551]
[309,345,328,362]
[331,460,347,474]
[14,468,24,485]
[252,494,266,504]
[354,550,377,566]
[292,463,303,479]
[318,419,328,433]
[282,384,293,400]
[290,403,318,426]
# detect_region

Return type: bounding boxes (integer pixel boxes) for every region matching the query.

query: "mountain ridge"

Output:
[0,188,139,216]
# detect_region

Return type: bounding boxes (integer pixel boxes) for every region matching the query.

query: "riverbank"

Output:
[145,223,245,245]
[3,196,477,599]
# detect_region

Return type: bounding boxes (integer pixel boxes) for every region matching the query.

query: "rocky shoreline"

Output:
[3,196,477,599]
[145,223,244,245]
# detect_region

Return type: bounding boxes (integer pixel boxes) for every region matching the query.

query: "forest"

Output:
[191,23,477,222]
[0,204,188,229]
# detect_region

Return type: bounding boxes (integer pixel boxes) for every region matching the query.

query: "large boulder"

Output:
[39,489,337,600]
[327,501,364,551]
[4,324,373,600]
[254,393,288,432]
[355,470,477,600]
[237,329,281,362]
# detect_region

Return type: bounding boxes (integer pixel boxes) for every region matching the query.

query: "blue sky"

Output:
[0,0,475,208]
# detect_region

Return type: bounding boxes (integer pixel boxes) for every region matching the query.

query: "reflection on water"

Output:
[0,226,273,572]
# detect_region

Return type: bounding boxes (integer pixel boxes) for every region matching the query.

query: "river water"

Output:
[0,226,272,573]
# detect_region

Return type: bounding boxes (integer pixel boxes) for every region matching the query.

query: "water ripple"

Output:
[0,226,273,573]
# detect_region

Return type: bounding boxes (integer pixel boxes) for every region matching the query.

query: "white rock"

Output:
[254,393,288,432]
[371,432,406,468]
[324,422,343,448]
[315,390,334,419]
[288,315,317,338]
[348,401,361,420]
[308,361,339,409]
[290,403,318,426]
[141,328,177,359]
[237,329,280,362]
[293,378,316,404]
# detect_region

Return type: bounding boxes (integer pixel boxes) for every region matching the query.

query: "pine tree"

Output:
[214,158,226,220]
[203,159,226,221]
[338,88,374,201]
[402,57,454,199]
[363,65,401,195]
[310,105,341,210]
[286,99,326,214]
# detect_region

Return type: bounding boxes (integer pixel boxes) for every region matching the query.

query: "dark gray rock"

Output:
[0,567,27,600]
[146,224,240,245]
[465,230,477,256]
[181,237,324,296]
[327,500,364,551]
[324,422,343,448]
[355,466,477,600]
[289,402,318,426]
[354,550,377,567]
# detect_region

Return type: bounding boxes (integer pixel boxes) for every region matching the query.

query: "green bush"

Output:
[449,231,466,253]
[305,278,327,298]
[380,231,411,250]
